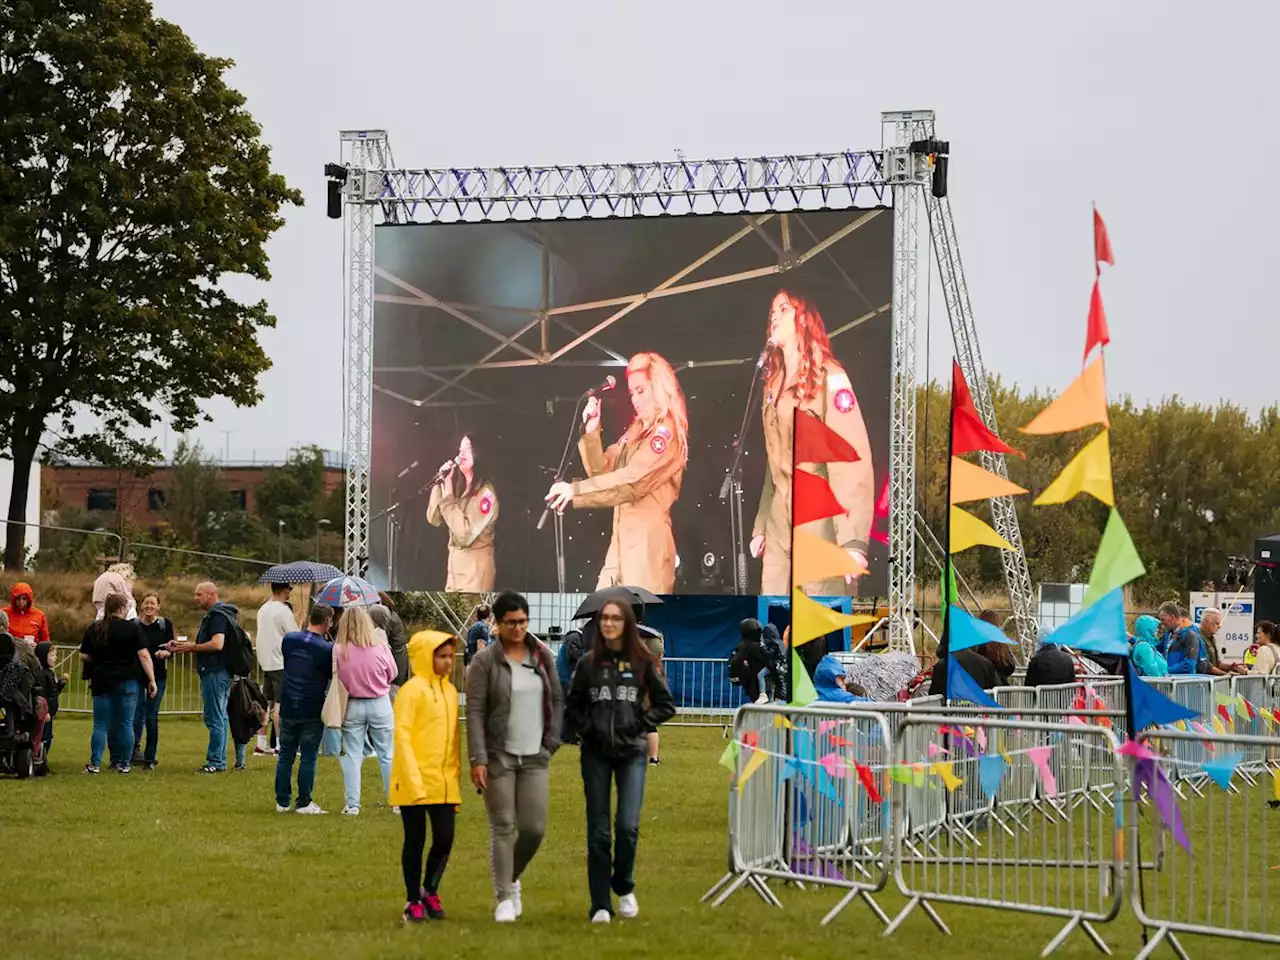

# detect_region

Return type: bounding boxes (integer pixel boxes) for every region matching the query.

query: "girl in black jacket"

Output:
[563,599,675,924]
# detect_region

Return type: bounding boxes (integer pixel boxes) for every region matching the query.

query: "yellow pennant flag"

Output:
[792,528,866,585]
[949,505,1013,553]
[1034,429,1115,507]
[791,589,878,648]
[949,457,1027,505]
[930,760,964,792]
[1020,355,1110,435]
[772,715,793,730]
[1212,714,1227,735]
[737,748,769,792]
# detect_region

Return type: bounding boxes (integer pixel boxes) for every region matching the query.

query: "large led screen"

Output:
[369,210,892,598]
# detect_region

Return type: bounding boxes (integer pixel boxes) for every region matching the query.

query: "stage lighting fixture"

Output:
[325,163,349,220]
[908,138,949,199]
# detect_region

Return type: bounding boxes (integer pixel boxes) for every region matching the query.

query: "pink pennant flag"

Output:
[1066,716,1087,727]
[975,727,987,750]
[818,720,839,735]
[1027,745,1058,797]
[1116,739,1155,761]
[927,743,947,758]
[819,753,849,778]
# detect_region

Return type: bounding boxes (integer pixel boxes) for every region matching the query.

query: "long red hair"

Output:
[762,289,836,405]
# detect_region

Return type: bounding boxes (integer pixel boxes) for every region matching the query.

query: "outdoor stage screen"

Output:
[368,210,893,598]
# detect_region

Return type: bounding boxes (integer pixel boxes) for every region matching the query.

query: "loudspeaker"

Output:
[1254,562,1280,628]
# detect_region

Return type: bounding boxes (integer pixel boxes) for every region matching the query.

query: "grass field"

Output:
[1,718,1272,959]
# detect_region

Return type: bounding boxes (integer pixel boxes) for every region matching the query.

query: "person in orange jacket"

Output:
[4,582,50,645]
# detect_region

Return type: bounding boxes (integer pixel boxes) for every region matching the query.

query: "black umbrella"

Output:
[257,561,346,586]
[571,586,664,620]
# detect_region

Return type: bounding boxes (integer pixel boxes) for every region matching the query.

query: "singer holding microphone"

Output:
[751,289,875,595]
[426,434,499,592]
[544,353,687,594]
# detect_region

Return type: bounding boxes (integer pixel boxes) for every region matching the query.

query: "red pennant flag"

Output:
[855,762,883,803]
[951,361,1021,458]
[1083,279,1110,364]
[1217,704,1232,726]
[795,410,859,464]
[1243,698,1256,721]
[793,469,847,525]
[1093,207,1114,271]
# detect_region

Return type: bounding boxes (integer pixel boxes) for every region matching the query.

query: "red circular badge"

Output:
[480,495,493,515]
[834,388,856,413]
[650,435,667,455]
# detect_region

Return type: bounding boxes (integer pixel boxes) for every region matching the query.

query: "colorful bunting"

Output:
[930,761,964,792]
[1084,510,1147,606]
[795,410,860,464]
[1116,738,1156,761]
[789,645,817,707]
[819,753,848,779]
[949,456,1027,505]
[1134,758,1189,853]
[790,590,877,648]
[718,740,740,772]
[1127,662,1197,730]
[741,730,759,749]
[948,604,1019,653]
[854,762,882,803]
[780,757,802,782]
[1201,752,1243,792]
[947,654,1000,709]
[940,562,958,607]
[1034,429,1115,507]
[1019,355,1110,435]
[738,749,769,792]
[1044,588,1129,656]
[792,528,866,584]
[1027,745,1058,797]
[793,469,848,526]
[1094,206,1114,270]
[772,715,793,730]
[950,505,1014,553]
[978,753,1006,798]
[1084,279,1110,363]
[951,360,1021,458]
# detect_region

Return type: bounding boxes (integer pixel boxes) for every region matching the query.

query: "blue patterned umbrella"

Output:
[314,575,381,608]
[256,561,344,585]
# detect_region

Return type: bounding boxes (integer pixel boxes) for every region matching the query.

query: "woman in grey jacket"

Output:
[464,591,564,924]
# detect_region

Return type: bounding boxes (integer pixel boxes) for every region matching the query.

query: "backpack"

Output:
[221,613,255,678]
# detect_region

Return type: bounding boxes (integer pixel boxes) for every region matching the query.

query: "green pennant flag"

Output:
[1084,508,1146,607]
[790,646,818,707]
[718,740,740,772]
[941,562,958,606]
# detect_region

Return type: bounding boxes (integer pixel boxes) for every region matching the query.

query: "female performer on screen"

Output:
[426,433,499,592]
[544,352,687,594]
[750,289,875,595]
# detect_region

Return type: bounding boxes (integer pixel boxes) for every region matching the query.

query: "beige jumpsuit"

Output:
[572,415,686,594]
[753,360,875,595]
[426,481,499,593]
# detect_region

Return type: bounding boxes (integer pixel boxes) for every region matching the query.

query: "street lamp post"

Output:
[315,519,331,562]
[277,520,285,564]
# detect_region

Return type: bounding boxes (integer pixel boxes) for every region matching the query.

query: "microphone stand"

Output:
[721,354,767,595]
[370,477,440,591]
[538,395,588,593]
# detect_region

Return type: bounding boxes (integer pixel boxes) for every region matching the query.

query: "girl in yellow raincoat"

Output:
[390,631,462,923]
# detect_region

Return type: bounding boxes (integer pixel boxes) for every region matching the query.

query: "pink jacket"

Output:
[335,642,398,699]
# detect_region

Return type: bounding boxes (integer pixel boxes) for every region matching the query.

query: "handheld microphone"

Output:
[395,460,420,480]
[756,338,777,370]
[432,459,456,483]
[583,375,617,398]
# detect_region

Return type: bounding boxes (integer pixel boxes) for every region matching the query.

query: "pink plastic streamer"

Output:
[1027,745,1057,797]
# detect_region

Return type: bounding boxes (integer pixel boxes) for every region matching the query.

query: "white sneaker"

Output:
[494,899,517,923]
[295,802,327,815]
[342,805,360,816]
[275,803,289,813]
[591,909,612,924]
[512,880,523,918]
[392,806,400,814]
[618,892,639,918]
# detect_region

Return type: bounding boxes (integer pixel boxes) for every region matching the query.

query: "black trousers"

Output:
[401,804,456,901]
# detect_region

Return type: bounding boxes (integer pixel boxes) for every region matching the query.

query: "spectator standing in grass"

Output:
[465,604,492,667]
[378,592,411,698]
[465,590,564,923]
[131,594,174,769]
[33,639,68,764]
[4,582,50,645]
[169,582,240,773]
[391,630,462,923]
[1156,601,1207,675]
[255,583,296,755]
[1197,608,1248,676]
[335,605,397,816]
[92,564,137,621]
[78,593,156,775]
[563,598,675,923]
[1130,615,1169,677]
[275,604,336,815]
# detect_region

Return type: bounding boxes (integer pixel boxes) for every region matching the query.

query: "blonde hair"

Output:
[108,562,135,582]
[335,605,376,659]
[625,351,688,457]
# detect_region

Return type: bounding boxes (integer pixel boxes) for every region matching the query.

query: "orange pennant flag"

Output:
[795,410,859,464]
[1020,355,1109,436]
[792,528,866,584]
[793,469,847,526]
[949,456,1027,506]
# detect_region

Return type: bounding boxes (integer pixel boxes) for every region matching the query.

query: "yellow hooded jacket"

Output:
[389,631,462,807]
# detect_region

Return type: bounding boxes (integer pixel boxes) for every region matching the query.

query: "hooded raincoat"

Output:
[814,655,870,704]
[389,631,462,807]
[1131,615,1169,677]
[4,583,49,644]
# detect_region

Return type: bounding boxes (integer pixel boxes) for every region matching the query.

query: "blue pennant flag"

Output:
[947,654,1000,709]
[780,757,802,783]
[1047,589,1130,656]
[949,605,1019,652]
[1201,751,1244,791]
[1128,661,1196,730]
[978,753,1006,798]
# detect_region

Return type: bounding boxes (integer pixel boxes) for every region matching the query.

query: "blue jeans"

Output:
[320,726,342,757]
[199,669,232,770]
[339,696,395,809]
[581,749,648,915]
[276,716,325,809]
[90,680,140,768]
[132,679,166,763]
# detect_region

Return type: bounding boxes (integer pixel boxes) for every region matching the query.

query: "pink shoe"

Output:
[402,901,426,924]
[423,893,446,920]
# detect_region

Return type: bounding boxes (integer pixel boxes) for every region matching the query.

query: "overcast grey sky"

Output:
[149,0,1278,464]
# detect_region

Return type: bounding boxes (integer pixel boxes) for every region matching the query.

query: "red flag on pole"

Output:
[951,361,1021,458]
[793,469,847,526]
[1093,207,1114,272]
[795,410,859,464]
[1083,278,1110,364]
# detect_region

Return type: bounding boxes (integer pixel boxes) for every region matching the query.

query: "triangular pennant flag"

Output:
[772,715,793,729]
[978,753,1006,799]
[1020,355,1110,435]
[948,604,1019,653]
[1127,662,1197,730]
[929,760,964,792]
[795,410,860,464]
[1027,745,1058,797]
[1236,696,1254,722]
[950,505,1013,553]
[854,763,882,803]
[1094,206,1114,270]
[949,456,1027,505]
[793,469,847,526]
[1135,758,1190,853]
[738,748,769,792]
[946,654,1000,709]
[1201,752,1244,792]
[1084,279,1110,363]
[789,645,818,707]
[1034,429,1115,507]
[887,765,914,786]
[951,361,1021,458]
[819,753,849,779]
[792,528,865,584]
[1084,510,1147,607]
[791,589,877,647]
[718,740,740,772]
[1046,588,1130,656]
[941,562,958,607]
[780,756,802,782]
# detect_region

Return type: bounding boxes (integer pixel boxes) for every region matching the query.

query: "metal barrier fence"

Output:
[52,644,216,716]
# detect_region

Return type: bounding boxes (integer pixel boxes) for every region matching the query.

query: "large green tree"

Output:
[0,0,302,569]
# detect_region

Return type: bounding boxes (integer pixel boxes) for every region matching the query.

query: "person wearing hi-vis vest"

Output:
[750,289,875,595]
[426,433,498,592]
[544,352,688,595]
